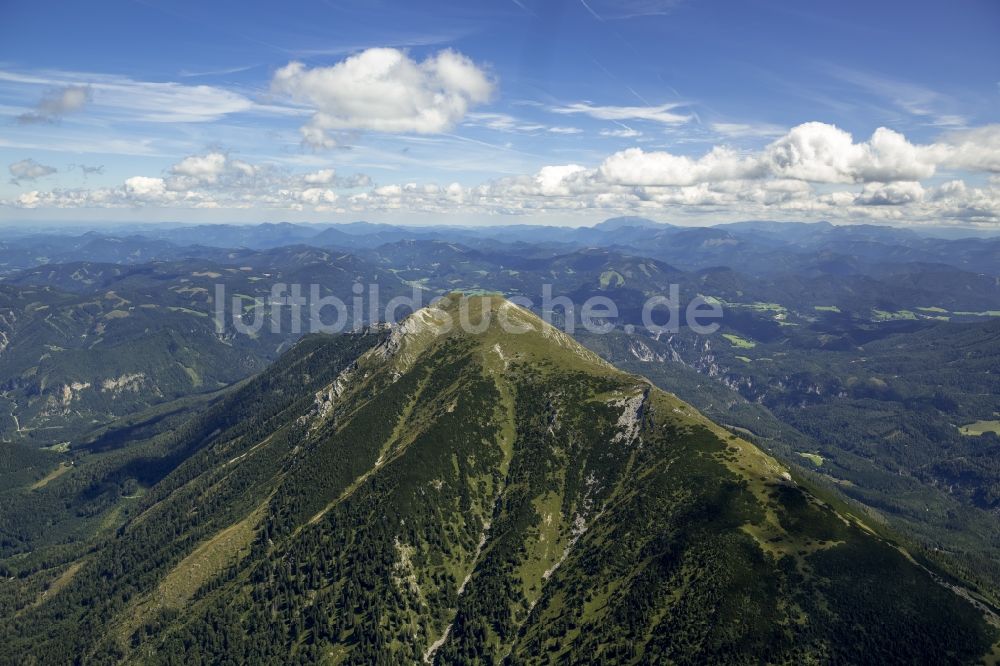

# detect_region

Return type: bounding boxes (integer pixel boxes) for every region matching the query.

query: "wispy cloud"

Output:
[710,121,786,138]
[0,69,295,123]
[550,101,691,125]
[600,127,642,138]
[177,64,259,78]
[579,0,606,21]
[464,112,581,136]
[0,134,165,157]
[508,0,535,16]
[825,65,968,129]
[587,0,684,20]
[464,112,545,134]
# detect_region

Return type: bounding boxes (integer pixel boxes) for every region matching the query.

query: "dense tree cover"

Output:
[582,318,1000,604]
[0,329,386,661]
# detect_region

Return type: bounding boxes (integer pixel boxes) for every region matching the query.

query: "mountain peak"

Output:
[593,215,668,230]
[367,293,615,377]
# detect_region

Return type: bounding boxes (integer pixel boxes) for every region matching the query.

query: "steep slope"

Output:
[1,295,995,664]
[580,321,1000,602]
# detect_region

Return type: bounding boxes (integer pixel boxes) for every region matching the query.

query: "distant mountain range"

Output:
[3,219,999,277]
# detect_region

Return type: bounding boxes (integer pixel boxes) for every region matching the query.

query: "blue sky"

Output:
[1,0,998,226]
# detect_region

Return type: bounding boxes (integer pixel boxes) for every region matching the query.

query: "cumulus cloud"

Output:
[535,165,588,195]
[4,152,377,211]
[762,123,935,183]
[272,48,494,148]
[931,125,1000,173]
[303,168,338,185]
[590,123,937,187]
[171,152,229,183]
[9,158,57,184]
[296,187,339,207]
[598,146,761,186]
[164,152,241,191]
[124,176,168,200]
[7,122,1000,227]
[297,168,371,188]
[17,85,91,124]
[855,181,925,206]
[551,101,690,125]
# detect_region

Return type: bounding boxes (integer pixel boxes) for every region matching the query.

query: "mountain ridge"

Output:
[0,295,996,663]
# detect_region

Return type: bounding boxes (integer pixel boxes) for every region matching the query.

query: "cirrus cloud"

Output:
[550,101,690,125]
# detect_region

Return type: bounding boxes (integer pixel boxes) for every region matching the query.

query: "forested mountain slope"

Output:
[0,296,995,664]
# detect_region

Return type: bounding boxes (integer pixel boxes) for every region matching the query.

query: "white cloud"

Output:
[164,152,255,192]
[170,152,228,182]
[854,127,936,182]
[761,123,934,183]
[0,70,259,123]
[710,121,785,138]
[300,167,370,188]
[300,124,340,149]
[303,168,338,185]
[272,48,494,147]
[551,102,690,125]
[7,122,1000,227]
[599,128,642,138]
[124,176,168,200]
[8,158,57,184]
[16,191,40,208]
[464,112,545,133]
[855,181,925,206]
[465,113,580,135]
[535,164,587,195]
[98,80,256,123]
[374,184,403,197]
[931,125,1000,173]
[297,188,339,206]
[598,146,760,186]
